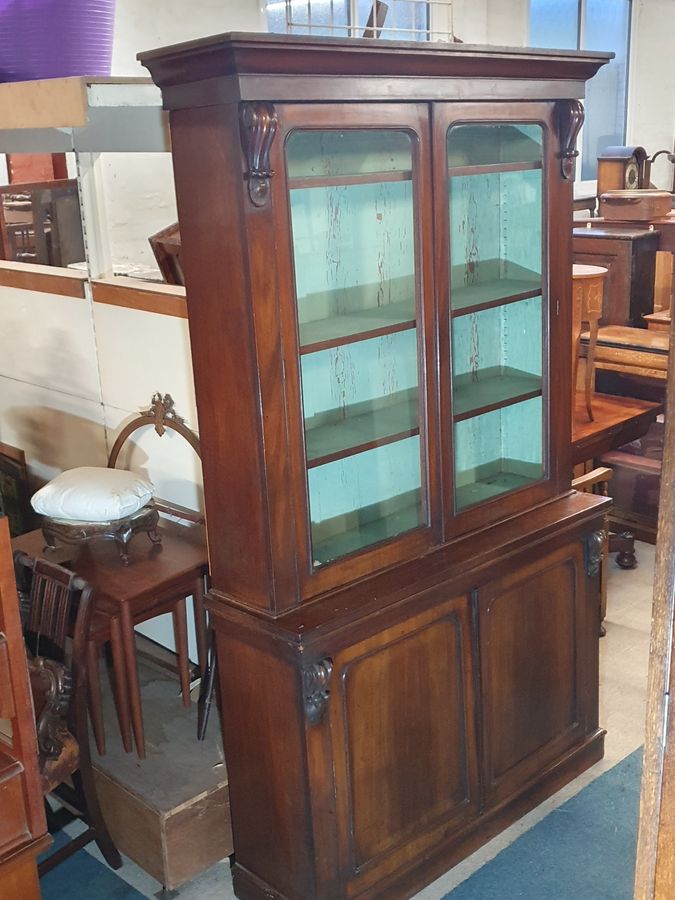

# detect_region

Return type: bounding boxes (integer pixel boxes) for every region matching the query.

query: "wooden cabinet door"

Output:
[327,591,479,894]
[478,539,597,806]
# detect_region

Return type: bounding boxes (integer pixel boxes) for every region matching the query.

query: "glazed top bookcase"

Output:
[140,34,611,614]
[140,33,613,900]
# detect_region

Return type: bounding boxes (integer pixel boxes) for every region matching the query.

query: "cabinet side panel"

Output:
[168,105,273,608]
[215,628,315,899]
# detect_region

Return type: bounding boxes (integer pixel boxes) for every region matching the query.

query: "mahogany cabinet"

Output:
[141,33,612,900]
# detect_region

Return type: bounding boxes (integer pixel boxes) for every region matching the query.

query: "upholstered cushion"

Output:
[31,467,154,523]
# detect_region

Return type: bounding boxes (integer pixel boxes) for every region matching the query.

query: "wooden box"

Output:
[600,189,672,222]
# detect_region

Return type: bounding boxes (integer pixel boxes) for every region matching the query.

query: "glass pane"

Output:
[286,129,425,567]
[452,297,543,420]
[357,0,428,41]
[581,0,630,179]
[448,124,543,313]
[529,0,579,50]
[454,398,544,511]
[448,122,546,511]
[268,0,350,36]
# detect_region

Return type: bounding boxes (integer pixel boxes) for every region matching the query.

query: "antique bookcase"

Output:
[141,34,612,900]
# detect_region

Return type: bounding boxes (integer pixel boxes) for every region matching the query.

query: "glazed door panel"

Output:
[433,102,571,539]
[327,592,479,892]
[271,103,440,600]
[478,539,595,806]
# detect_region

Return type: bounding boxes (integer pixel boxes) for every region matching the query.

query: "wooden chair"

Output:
[0,516,48,899]
[13,551,122,875]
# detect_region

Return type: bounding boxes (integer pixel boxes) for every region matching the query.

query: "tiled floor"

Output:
[77,543,654,899]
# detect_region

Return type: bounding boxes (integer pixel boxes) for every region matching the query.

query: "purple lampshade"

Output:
[0,0,116,81]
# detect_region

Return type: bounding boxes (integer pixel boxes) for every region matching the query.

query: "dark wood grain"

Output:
[141,32,611,900]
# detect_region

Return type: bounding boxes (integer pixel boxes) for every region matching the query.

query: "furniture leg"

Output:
[609,530,637,569]
[86,640,106,756]
[119,605,146,758]
[192,573,208,678]
[108,617,133,754]
[172,598,192,708]
[585,318,599,422]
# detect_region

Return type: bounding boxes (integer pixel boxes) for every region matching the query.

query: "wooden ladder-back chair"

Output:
[13,551,122,875]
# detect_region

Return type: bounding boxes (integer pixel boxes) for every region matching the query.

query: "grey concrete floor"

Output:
[78,543,654,899]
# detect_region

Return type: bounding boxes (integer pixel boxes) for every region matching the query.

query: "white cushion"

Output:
[31,467,154,523]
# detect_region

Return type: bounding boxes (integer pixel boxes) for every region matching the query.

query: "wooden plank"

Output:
[0,77,88,129]
[299,300,416,353]
[91,277,188,319]
[449,160,542,178]
[453,368,542,420]
[0,261,86,298]
[634,309,675,899]
[289,170,412,190]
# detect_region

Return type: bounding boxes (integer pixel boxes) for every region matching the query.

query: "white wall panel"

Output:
[0,288,100,401]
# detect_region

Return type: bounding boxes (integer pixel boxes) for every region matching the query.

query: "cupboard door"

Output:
[273,104,439,599]
[434,103,571,537]
[478,540,595,806]
[327,592,479,892]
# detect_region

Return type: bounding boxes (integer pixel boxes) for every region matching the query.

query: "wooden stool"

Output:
[572,263,608,423]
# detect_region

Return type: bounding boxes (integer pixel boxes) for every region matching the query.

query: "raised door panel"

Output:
[479,540,591,805]
[328,593,478,892]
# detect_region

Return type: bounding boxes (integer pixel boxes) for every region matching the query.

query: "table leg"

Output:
[585,319,599,422]
[86,640,106,756]
[172,598,192,708]
[119,605,146,758]
[192,574,208,678]
[109,617,133,754]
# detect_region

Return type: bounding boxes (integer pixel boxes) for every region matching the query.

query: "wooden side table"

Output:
[12,521,209,759]
[573,263,608,423]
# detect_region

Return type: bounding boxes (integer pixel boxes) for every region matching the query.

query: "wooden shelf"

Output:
[306,388,419,468]
[453,368,542,421]
[312,491,422,567]
[455,460,542,511]
[449,160,542,178]
[299,300,416,353]
[289,170,412,190]
[452,272,541,316]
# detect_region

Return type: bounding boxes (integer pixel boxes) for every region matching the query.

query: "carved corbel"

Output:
[556,99,585,181]
[239,101,279,207]
[302,658,333,725]
[585,529,607,577]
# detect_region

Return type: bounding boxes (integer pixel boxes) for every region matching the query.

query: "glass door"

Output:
[439,110,555,529]
[281,114,434,582]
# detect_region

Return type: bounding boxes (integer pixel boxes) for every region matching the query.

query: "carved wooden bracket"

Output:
[302,658,333,725]
[239,101,279,207]
[556,99,585,181]
[585,529,606,577]
[141,392,185,436]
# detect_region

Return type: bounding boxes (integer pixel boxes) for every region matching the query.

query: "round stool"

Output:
[572,263,608,423]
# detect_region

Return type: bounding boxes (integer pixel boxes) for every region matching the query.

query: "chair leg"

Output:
[71,762,122,870]
[172,598,192,708]
[120,604,146,758]
[192,573,208,679]
[86,640,106,756]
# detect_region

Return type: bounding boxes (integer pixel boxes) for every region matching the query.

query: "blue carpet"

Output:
[40,830,146,900]
[444,749,642,900]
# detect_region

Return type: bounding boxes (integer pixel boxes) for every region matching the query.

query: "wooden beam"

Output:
[0,77,88,130]
[634,308,675,898]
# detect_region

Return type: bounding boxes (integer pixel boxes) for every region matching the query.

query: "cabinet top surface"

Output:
[138,31,611,95]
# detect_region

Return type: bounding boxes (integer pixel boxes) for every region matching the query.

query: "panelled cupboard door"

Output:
[433,102,572,539]
[326,592,479,894]
[478,540,594,806]
[270,103,441,601]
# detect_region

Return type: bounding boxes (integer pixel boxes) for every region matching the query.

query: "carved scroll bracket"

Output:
[556,99,585,181]
[585,529,607,577]
[239,101,279,207]
[302,658,333,725]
